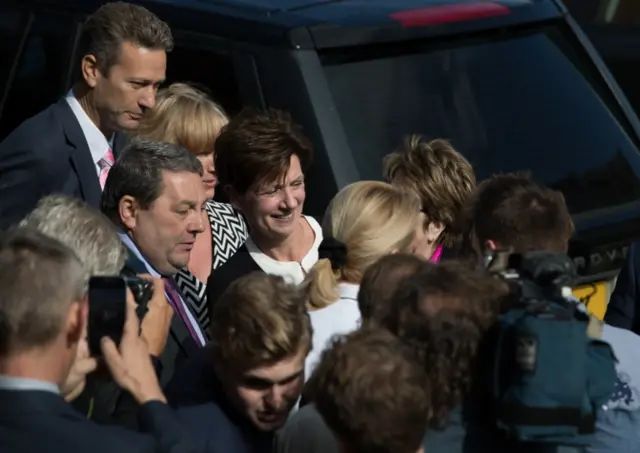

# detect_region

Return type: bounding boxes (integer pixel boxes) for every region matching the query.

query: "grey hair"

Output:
[100,138,203,226]
[0,227,87,355]
[21,195,127,276]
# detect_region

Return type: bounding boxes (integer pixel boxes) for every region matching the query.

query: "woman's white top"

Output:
[305,283,361,379]
[244,215,323,285]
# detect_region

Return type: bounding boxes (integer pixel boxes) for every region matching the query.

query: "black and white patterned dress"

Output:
[174,200,248,336]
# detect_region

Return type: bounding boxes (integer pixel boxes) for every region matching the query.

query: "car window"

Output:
[0,7,30,137]
[321,25,640,219]
[0,12,75,140]
[166,43,243,117]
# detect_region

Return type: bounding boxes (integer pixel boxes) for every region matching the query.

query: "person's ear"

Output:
[119,196,140,230]
[65,298,87,348]
[81,54,101,88]
[426,221,445,244]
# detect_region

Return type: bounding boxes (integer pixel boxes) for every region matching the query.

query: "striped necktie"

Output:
[163,277,202,345]
[98,147,115,189]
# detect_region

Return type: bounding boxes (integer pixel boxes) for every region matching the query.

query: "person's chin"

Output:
[252,416,287,432]
[168,254,190,272]
[118,115,142,131]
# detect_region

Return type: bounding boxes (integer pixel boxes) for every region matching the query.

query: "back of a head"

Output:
[311,326,430,453]
[358,253,430,322]
[383,135,476,249]
[0,228,87,356]
[100,138,203,226]
[467,172,574,255]
[77,1,173,79]
[136,82,228,155]
[377,260,511,427]
[210,272,312,371]
[214,107,314,195]
[305,181,421,310]
[21,195,127,275]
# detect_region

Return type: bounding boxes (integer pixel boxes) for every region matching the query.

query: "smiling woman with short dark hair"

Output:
[206,107,322,312]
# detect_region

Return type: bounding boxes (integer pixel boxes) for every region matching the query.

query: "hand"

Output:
[139,275,173,357]
[60,321,97,402]
[100,288,166,405]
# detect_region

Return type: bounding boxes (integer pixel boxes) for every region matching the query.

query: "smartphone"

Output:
[88,276,127,357]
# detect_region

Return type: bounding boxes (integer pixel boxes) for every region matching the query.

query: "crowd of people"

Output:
[2,2,640,453]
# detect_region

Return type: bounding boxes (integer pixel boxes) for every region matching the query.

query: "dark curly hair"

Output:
[376,260,512,428]
[310,326,430,453]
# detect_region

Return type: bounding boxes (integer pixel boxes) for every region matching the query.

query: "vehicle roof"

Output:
[27,0,563,48]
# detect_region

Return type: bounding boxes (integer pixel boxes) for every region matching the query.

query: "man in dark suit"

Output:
[0,2,172,230]
[165,273,310,453]
[0,227,195,453]
[101,139,208,387]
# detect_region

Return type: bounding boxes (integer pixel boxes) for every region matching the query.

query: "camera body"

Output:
[124,276,154,319]
[87,274,154,356]
[485,250,616,445]
[484,249,578,304]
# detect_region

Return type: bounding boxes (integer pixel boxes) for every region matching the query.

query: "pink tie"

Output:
[98,147,115,189]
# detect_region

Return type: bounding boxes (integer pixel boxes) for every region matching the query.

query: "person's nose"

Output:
[265,386,286,411]
[187,210,205,235]
[139,87,157,110]
[204,154,215,174]
[279,187,298,211]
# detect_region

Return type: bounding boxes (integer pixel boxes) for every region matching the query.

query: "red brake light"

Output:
[390,2,511,28]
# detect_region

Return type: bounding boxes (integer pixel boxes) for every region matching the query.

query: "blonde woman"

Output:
[384,136,476,262]
[135,82,248,334]
[302,180,422,377]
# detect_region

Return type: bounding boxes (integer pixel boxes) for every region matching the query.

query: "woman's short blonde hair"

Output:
[305,181,421,310]
[136,82,228,155]
[384,136,476,248]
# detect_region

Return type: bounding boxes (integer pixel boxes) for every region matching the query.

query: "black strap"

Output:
[500,404,596,434]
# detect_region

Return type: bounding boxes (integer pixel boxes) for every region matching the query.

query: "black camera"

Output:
[484,249,578,303]
[87,275,155,356]
[123,276,154,320]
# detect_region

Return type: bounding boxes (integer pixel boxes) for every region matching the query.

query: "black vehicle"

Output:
[1,0,639,316]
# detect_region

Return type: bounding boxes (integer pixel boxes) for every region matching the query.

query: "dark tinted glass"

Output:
[0,12,75,140]
[321,26,640,217]
[0,7,28,108]
[166,44,242,117]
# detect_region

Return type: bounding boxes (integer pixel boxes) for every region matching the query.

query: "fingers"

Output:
[144,277,167,309]
[100,337,131,390]
[151,277,165,298]
[124,288,140,336]
[74,357,98,376]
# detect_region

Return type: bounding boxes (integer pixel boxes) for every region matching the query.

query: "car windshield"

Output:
[321,25,640,220]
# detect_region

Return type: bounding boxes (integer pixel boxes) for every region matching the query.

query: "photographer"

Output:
[0,228,194,453]
[20,195,173,426]
[464,172,640,453]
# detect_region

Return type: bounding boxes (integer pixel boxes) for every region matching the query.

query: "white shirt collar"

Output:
[338,282,359,301]
[245,216,323,285]
[65,89,113,165]
[0,375,59,394]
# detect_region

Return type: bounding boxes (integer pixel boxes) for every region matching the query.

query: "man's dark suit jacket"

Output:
[0,97,127,229]
[84,249,199,430]
[165,345,274,453]
[0,389,195,453]
[121,251,200,385]
[605,241,640,334]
